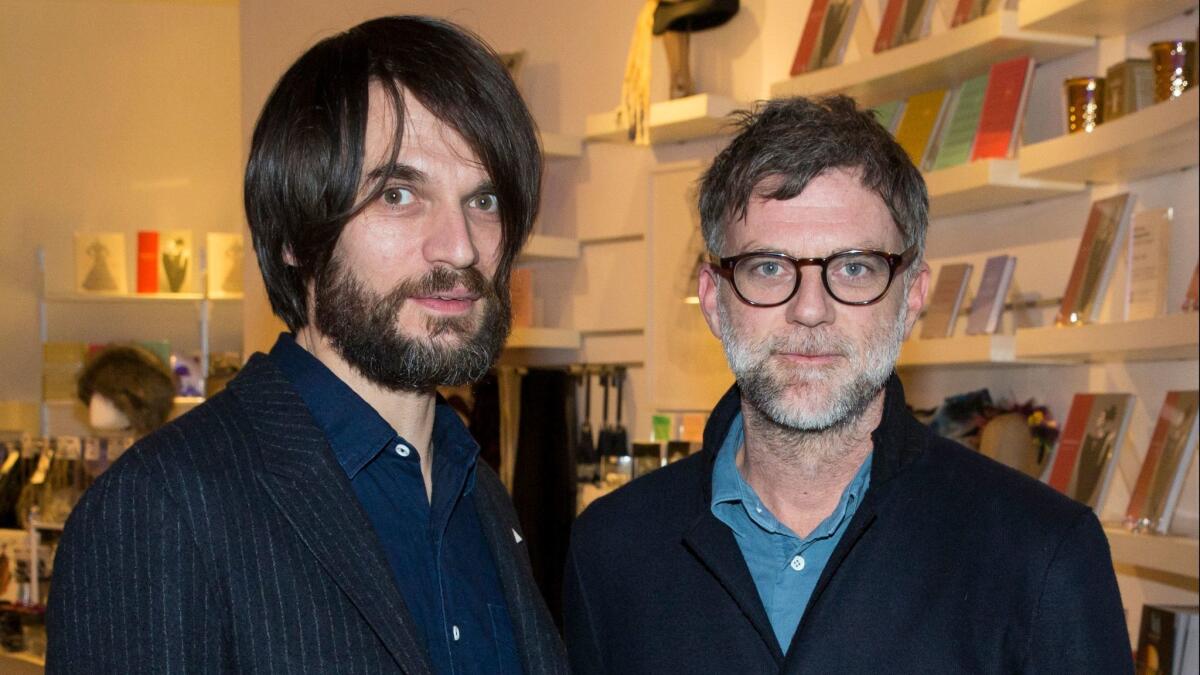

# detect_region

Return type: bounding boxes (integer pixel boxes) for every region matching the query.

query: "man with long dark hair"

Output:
[48,17,567,674]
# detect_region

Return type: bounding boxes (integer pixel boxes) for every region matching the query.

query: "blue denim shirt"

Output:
[711,412,871,653]
[270,333,520,674]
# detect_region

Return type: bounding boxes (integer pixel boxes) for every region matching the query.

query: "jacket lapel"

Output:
[229,356,433,675]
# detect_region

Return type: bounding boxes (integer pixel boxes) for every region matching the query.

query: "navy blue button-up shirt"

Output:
[270,333,521,674]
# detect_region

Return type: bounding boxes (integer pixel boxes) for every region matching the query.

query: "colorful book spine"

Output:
[873,0,905,53]
[137,230,159,294]
[919,262,972,339]
[930,73,989,171]
[965,254,1015,335]
[971,56,1035,161]
[951,0,982,27]
[1125,390,1200,534]
[893,88,949,167]
[790,0,830,76]
[1056,193,1134,326]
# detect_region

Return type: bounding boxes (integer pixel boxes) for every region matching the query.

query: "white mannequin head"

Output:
[88,392,131,431]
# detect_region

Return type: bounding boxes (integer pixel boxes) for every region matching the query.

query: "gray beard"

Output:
[717,289,906,435]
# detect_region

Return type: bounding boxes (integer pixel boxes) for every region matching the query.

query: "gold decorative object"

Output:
[1064,77,1105,134]
[1149,40,1196,102]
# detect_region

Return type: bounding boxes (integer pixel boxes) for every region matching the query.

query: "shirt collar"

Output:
[268,332,480,485]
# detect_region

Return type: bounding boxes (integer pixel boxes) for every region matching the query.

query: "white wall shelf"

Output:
[506,326,581,349]
[770,11,1093,108]
[43,291,205,303]
[1105,527,1200,580]
[897,334,1016,367]
[926,159,1086,217]
[585,94,742,145]
[1018,0,1198,38]
[518,234,580,262]
[1019,88,1199,184]
[540,131,583,159]
[1014,313,1200,363]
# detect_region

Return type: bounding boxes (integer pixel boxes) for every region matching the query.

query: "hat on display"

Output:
[653,0,739,35]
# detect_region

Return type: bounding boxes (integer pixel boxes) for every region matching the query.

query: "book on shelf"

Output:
[965,254,1015,335]
[1104,59,1155,122]
[983,0,1017,12]
[206,232,245,298]
[1125,390,1200,535]
[928,73,989,171]
[871,100,906,133]
[893,0,935,49]
[893,88,950,167]
[873,0,905,53]
[1044,393,1134,513]
[789,0,830,76]
[950,0,986,27]
[1136,604,1199,675]
[1126,208,1172,322]
[137,230,158,293]
[1185,262,1199,311]
[920,262,972,339]
[74,231,128,295]
[1056,193,1135,327]
[814,0,861,70]
[971,56,1035,162]
[157,229,195,294]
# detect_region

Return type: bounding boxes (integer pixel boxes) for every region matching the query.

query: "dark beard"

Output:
[314,259,511,392]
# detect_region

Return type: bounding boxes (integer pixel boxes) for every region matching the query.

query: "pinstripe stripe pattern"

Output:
[46,354,568,674]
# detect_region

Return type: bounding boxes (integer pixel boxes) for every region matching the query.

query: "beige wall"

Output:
[0,0,243,403]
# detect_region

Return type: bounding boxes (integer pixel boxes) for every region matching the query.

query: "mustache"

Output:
[767,331,855,358]
[393,266,491,300]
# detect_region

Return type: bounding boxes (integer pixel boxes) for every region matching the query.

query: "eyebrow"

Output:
[364,162,426,185]
[739,241,895,257]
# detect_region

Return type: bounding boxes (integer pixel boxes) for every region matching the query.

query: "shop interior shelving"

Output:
[925,159,1086,217]
[540,131,583,159]
[585,93,742,144]
[897,334,1016,367]
[1014,312,1200,363]
[1018,0,1199,37]
[519,234,580,262]
[1105,526,1200,580]
[769,10,1094,108]
[507,326,581,349]
[1019,88,1200,184]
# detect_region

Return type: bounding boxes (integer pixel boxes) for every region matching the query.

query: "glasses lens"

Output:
[825,252,891,303]
[732,255,797,305]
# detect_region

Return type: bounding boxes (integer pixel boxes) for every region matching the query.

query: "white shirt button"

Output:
[790,555,806,572]
[451,625,461,641]
[395,443,411,458]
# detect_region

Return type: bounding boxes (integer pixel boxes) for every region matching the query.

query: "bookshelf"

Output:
[585,94,742,144]
[1018,0,1198,38]
[770,10,1093,108]
[897,334,1016,367]
[1014,313,1200,363]
[1105,527,1200,580]
[1019,88,1200,184]
[926,159,1085,217]
[540,131,584,159]
[507,326,581,349]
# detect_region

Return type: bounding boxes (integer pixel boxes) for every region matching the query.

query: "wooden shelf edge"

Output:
[1014,313,1200,362]
[540,131,583,158]
[1105,526,1199,580]
[897,334,1016,367]
[506,327,581,349]
[519,234,580,262]
[927,159,1086,217]
[1018,0,1198,38]
[585,94,744,145]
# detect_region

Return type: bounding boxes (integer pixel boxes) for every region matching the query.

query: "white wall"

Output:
[0,0,243,406]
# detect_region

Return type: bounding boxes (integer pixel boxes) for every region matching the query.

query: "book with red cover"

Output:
[790,0,830,76]
[1056,193,1134,326]
[1125,390,1200,534]
[951,0,984,27]
[1044,393,1134,512]
[136,230,158,294]
[873,0,905,53]
[970,56,1036,161]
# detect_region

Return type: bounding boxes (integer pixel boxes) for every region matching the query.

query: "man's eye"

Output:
[752,261,785,277]
[470,193,499,212]
[843,263,865,277]
[381,187,414,206]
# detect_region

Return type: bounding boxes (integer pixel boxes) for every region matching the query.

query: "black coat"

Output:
[47,354,568,674]
[564,376,1132,674]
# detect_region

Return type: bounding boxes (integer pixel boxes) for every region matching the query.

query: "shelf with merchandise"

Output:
[897,333,1016,367]
[43,290,206,303]
[1014,312,1200,363]
[1019,88,1199,184]
[770,10,1093,109]
[507,326,581,349]
[1018,0,1198,38]
[518,234,580,263]
[540,131,583,159]
[925,159,1086,218]
[1104,526,1199,580]
[585,94,743,145]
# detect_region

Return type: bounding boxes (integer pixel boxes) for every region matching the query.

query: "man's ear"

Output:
[903,263,931,338]
[698,264,725,340]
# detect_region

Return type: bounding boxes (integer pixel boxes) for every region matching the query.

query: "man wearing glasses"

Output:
[563,96,1130,673]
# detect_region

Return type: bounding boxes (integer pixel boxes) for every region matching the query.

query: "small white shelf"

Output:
[540,131,583,159]
[1105,526,1199,580]
[44,291,205,302]
[518,234,580,262]
[507,326,581,349]
[897,334,1016,367]
[926,159,1085,217]
[1019,88,1199,184]
[1014,313,1200,363]
[586,94,743,144]
[770,10,1093,108]
[1019,0,1198,38]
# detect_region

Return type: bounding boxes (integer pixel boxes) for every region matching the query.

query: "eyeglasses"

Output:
[713,245,918,307]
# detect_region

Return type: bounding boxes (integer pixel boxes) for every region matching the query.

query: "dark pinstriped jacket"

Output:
[45,354,568,674]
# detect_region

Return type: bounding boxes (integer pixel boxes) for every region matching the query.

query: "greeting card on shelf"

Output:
[1127,208,1172,322]
[73,232,128,295]
[205,232,245,298]
[1044,393,1134,515]
[1055,193,1134,326]
[920,262,972,339]
[157,230,195,294]
[1125,390,1200,535]
[137,231,158,293]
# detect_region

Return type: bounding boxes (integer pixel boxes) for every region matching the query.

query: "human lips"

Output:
[409,289,480,314]
[777,351,843,365]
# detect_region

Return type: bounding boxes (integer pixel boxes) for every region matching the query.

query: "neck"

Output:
[737,389,884,538]
[294,327,437,498]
